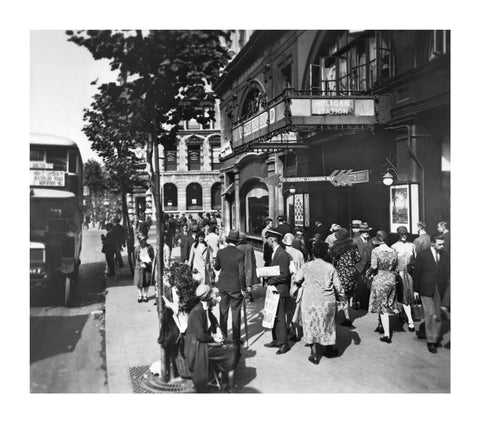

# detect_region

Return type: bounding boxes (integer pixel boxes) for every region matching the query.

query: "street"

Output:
[30,229,107,393]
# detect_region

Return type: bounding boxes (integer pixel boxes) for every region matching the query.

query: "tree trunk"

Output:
[149,123,167,382]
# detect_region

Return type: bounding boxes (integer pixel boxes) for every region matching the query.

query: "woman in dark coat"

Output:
[184,285,240,392]
[133,235,155,303]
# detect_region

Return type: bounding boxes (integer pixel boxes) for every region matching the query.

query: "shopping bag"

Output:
[262,285,280,329]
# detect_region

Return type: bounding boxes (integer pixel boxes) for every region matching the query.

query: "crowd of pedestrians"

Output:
[100,209,450,392]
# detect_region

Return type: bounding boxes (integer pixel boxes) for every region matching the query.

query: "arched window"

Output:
[240,85,266,120]
[211,182,222,210]
[163,183,177,210]
[186,182,203,210]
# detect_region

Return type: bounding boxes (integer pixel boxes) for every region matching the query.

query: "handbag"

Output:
[411,297,424,321]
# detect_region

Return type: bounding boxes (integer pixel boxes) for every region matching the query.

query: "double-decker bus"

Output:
[30,134,83,306]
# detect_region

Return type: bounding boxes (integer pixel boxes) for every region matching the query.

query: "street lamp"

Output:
[382,171,394,186]
[288,185,296,194]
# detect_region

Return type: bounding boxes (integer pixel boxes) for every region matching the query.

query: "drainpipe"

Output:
[385,124,426,221]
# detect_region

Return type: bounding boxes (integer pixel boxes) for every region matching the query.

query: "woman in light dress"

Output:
[367,230,401,343]
[391,226,416,332]
[294,242,345,364]
[189,231,211,285]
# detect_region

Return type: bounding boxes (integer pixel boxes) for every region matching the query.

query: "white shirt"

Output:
[430,246,440,264]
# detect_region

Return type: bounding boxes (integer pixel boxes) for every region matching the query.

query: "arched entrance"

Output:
[240,179,269,236]
[211,182,221,210]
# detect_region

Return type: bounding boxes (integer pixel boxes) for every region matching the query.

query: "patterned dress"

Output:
[295,259,345,345]
[333,247,361,300]
[368,244,401,314]
[391,241,416,305]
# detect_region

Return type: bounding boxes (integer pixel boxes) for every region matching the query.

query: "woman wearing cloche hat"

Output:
[391,226,416,332]
[367,230,401,343]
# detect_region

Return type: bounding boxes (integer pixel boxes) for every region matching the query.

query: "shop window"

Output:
[186,182,203,210]
[187,144,201,170]
[164,183,178,209]
[164,148,178,171]
[211,183,222,210]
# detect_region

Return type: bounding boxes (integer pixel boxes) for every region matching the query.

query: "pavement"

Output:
[105,228,450,393]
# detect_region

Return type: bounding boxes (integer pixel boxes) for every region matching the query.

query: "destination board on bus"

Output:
[30,170,65,187]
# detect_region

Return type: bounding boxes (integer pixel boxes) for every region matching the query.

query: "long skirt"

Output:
[133,268,152,289]
[301,300,337,345]
[368,270,401,315]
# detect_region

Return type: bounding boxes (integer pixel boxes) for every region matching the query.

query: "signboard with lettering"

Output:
[30,170,65,187]
[30,162,54,169]
[312,99,354,115]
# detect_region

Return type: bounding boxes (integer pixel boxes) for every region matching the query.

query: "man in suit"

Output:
[264,229,292,355]
[237,233,257,302]
[276,215,291,236]
[352,222,373,310]
[414,221,431,253]
[261,217,274,266]
[214,230,246,345]
[413,235,449,353]
[176,223,195,263]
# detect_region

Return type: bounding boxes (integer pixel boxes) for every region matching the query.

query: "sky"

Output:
[30,30,116,163]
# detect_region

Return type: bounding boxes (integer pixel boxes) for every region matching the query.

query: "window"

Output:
[187,145,201,170]
[186,119,201,130]
[164,148,177,171]
[209,136,221,170]
[68,151,77,173]
[211,183,222,210]
[240,87,266,120]
[46,148,68,171]
[30,149,44,161]
[311,30,396,95]
[164,183,178,209]
[429,30,450,59]
[245,183,269,236]
[186,183,203,210]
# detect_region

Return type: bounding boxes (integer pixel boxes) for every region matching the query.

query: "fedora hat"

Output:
[359,222,372,232]
[226,230,240,243]
[396,226,408,235]
[265,229,283,240]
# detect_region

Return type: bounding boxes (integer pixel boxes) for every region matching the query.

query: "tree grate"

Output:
[129,365,195,393]
[128,366,153,393]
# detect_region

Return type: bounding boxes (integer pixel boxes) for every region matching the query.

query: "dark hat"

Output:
[330,223,341,232]
[396,226,408,235]
[372,230,388,245]
[226,230,240,243]
[277,215,285,222]
[265,217,273,222]
[359,222,372,232]
[334,228,350,242]
[417,221,427,229]
[265,229,283,240]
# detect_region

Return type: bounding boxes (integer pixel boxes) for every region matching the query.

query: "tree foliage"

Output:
[83,158,106,194]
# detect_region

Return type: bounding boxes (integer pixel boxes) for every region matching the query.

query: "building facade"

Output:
[214,30,450,243]
[127,111,223,221]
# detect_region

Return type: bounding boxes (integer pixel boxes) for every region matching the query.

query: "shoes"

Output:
[308,354,320,365]
[374,325,385,334]
[249,293,254,302]
[264,341,279,348]
[340,319,353,327]
[325,347,339,358]
[427,343,437,353]
[289,335,301,343]
[142,296,148,302]
[380,335,392,344]
[276,344,291,355]
[408,324,415,332]
[137,297,143,303]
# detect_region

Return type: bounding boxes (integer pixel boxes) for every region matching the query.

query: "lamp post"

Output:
[382,171,394,186]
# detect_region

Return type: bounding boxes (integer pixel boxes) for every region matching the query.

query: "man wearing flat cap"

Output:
[264,229,292,354]
[214,230,246,345]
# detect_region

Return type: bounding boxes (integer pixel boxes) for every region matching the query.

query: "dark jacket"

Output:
[111,223,126,247]
[237,241,258,287]
[413,248,449,298]
[101,231,116,254]
[214,245,246,292]
[276,223,291,236]
[134,243,155,272]
[177,232,195,263]
[352,236,373,273]
[267,245,291,297]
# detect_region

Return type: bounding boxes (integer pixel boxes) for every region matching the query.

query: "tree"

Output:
[83,158,107,224]
[67,30,232,383]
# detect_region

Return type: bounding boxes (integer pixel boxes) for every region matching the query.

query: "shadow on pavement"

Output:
[235,348,260,393]
[30,314,89,363]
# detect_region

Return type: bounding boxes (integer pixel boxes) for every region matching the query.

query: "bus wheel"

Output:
[65,275,74,307]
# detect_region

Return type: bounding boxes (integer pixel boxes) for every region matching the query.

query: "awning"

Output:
[221,183,234,196]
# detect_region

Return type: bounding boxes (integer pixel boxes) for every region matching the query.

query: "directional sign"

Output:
[262,169,369,188]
